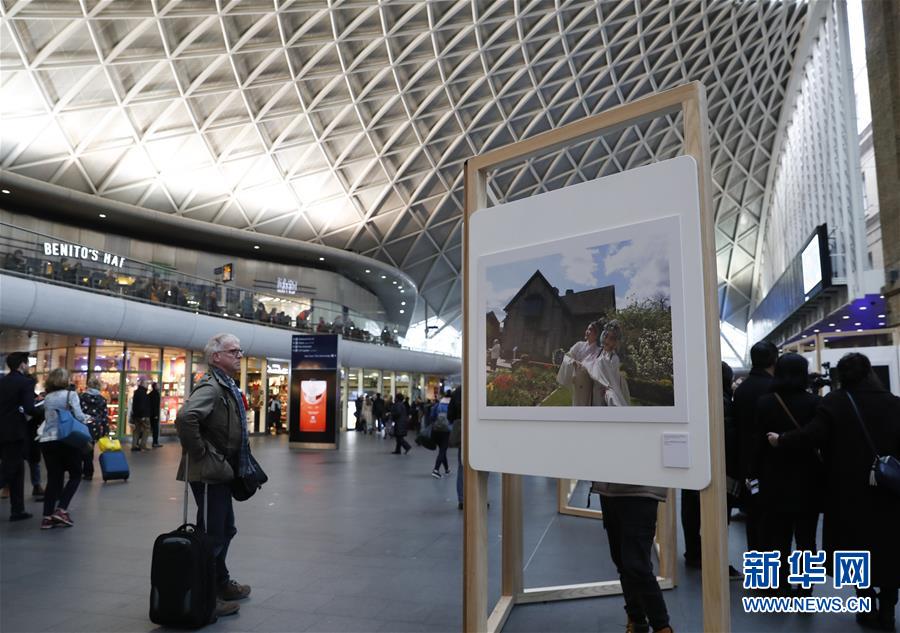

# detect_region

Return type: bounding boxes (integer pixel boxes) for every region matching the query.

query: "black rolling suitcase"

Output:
[149,456,217,628]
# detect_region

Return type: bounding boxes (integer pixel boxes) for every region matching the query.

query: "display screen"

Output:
[801,234,822,295]
[300,380,327,432]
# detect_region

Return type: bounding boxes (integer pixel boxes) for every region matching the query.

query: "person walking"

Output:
[0,352,37,522]
[176,333,254,618]
[733,340,778,551]
[78,377,110,481]
[266,394,282,435]
[448,386,463,509]
[373,393,385,434]
[430,391,452,478]
[37,369,86,529]
[594,481,673,633]
[130,379,152,451]
[389,394,412,455]
[754,353,823,592]
[361,395,374,434]
[768,353,900,630]
[149,382,162,447]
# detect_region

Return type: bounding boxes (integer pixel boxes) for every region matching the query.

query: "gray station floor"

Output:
[0,432,880,633]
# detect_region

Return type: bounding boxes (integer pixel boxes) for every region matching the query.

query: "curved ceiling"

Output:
[0,0,809,331]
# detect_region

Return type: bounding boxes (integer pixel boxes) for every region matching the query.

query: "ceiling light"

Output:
[400,289,404,293]
[813,329,819,333]
[879,322,886,326]
[401,301,406,306]
[399,309,405,314]
[365,269,371,273]
[253,245,260,250]
[836,328,842,332]
[393,329,398,334]
[319,257,325,261]
[0,189,9,194]
[380,275,386,279]
[99,213,107,218]
[857,328,863,332]
[854,322,861,326]
[828,323,835,327]
[859,306,867,310]
[877,314,886,318]
[842,315,849,319]
[392,280,397,284]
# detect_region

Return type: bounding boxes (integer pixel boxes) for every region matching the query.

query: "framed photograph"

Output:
[466,156,712,488]
[478,214,685,423]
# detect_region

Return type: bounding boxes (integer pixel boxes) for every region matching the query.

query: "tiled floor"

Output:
[0,433,883,632]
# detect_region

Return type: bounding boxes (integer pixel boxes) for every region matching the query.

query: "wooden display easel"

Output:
[462,82,730,633]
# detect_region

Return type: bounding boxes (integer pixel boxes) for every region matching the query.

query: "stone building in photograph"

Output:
[497,270,616,363]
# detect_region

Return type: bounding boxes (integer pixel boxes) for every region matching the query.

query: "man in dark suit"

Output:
[733,340,778,551]
[0,352,37,521]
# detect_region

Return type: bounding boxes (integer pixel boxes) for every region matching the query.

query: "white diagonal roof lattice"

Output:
[0,0,809,332]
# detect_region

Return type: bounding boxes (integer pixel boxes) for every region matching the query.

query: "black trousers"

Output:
[82,442,94,479]
[0,440,26,515]
[681,489,701,563]
[744,492,766,552]
[600,495,670,631]
[40,441,82,517]
[680,488,735,563]
[190,482,236,588]
[764,509,819,587]
[394,434,411,453]
[432,430,450,471]
[151,417,160,445]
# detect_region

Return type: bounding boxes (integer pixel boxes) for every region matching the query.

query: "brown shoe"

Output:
[215,599,240,617]
[626,617,650,633]
[218,579,251,601]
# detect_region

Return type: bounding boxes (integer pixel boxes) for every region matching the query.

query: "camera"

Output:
[808,372,831,389]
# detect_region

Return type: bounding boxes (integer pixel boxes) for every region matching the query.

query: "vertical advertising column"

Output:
[289,334,340,450]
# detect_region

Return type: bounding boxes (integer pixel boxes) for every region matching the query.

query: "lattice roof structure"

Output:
[1,0,811,339]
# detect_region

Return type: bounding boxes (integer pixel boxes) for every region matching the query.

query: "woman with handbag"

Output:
[768,353,900,630]
[754,353,823,593]
[37,368,87,530]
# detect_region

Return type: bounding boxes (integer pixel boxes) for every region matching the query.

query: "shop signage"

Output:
[43,241,126,267]
[276,277,298,295]
[267,362,289,375]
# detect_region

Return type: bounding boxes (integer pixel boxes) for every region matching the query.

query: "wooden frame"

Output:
[462,82,730,633]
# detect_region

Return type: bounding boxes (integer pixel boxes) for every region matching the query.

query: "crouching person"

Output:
[176,333,252,618]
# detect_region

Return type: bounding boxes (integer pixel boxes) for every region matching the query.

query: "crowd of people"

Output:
[2,246,402,348]
[4,328,898,630]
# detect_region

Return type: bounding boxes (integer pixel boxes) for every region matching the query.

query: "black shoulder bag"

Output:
[846,391,900,498]
[229,452,268,502]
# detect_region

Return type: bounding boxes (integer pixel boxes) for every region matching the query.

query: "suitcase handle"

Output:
[182,454,208,530]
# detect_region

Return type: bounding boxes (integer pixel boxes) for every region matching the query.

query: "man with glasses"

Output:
[175,333,252,618]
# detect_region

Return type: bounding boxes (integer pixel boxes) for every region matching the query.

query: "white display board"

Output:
[466,156,712,489]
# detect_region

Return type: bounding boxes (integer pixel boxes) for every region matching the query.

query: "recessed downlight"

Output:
[399,309,405,314]
[0,189,9,194]
[253,245,260,250]
[365,269,371,273]
[319,257,325,261]
[99,213,107,218]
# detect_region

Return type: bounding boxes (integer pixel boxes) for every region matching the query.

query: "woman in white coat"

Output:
[557,321,604,406]
[361,395,374,434]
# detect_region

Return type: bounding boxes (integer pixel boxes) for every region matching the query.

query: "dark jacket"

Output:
[131,386,152,418]
[391,401,409,437]
[448,387,462,422]
[373,396,385,418]
[0,370,36,443]
[754,390,823,513]
[175,369,243,483]
[733,368,773,480]
[723,395,740,483]
[79,389,110,437]
[778,387,900,586]
[148,387,161,422]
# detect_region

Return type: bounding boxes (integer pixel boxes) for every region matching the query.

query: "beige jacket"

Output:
[175,369,242,483]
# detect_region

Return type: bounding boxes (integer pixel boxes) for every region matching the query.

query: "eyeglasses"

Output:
[220,348,243,357]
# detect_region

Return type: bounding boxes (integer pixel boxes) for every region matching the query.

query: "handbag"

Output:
[57,394,92,449]
[846,392,900,498]
[773,393,823,463]
[229,453,268,502]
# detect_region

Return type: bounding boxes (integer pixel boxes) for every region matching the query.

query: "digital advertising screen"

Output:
[289,335,339,447]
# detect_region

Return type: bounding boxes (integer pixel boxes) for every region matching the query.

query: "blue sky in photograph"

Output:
[484,230,672,318]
